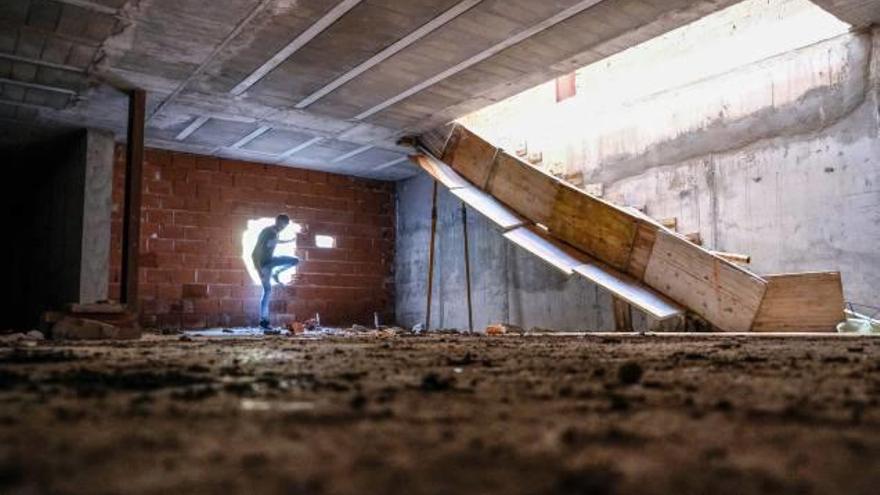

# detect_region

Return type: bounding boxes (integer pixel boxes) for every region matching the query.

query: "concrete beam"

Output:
[149,0,276,122]
[277,137,324,160]
[295,0,483,109]
[230,0,364,96]
[0,53,86,73]
[174,116,210,141]
[0,77,77,95]
[55,0,118,15]
[372,156,408,171]
[331,144,372,163]
[354,0,605,120]
[230,125,271,149]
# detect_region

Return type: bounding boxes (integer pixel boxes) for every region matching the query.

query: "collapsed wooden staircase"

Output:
[411,124,845,332]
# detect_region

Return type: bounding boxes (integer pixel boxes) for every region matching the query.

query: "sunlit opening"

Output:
[458,0,852,174]
[241,217,301,286]
[315,235,336,248]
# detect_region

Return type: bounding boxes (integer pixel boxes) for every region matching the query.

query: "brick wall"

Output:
[110,147,395,329]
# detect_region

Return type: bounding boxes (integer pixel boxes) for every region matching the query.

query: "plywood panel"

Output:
[486,152,560,227]
[627,222,659,280]
[451,187,526,231]
[411,154,471,190]
[547,183,638,270]
[752,272,844,332]
[644,231,767,332]
[441,124,498,187]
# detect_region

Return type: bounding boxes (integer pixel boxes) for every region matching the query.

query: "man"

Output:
[252,214,299,330]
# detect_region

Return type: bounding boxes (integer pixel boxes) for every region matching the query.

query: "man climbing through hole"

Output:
[252,214,300,331]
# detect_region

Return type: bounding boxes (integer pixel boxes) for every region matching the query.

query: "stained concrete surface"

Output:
[1,332,879,494]
[395,173,616,332]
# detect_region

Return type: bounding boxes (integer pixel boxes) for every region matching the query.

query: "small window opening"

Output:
[315,235,336,249]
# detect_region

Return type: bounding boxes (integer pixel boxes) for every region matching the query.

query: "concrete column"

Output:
[79,129,114,304]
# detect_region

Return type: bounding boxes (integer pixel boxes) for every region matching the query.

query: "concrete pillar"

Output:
[79,129,114,304]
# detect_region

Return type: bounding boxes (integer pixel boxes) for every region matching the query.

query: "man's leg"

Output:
[259,268,272,328]
[266,256,299,284]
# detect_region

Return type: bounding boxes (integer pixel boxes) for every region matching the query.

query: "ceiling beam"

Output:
[0,53,87,73]
[353,0,605,120]
[295,0,483,109]
[372,156,408,171]
[331,144,373,163]
[0,77,77,95]
[175,116,210,141]
[230,125,271,149]
[54,0,118,15]
[148,0,275,122]
[277,137,324,160]
[230,0,364,96]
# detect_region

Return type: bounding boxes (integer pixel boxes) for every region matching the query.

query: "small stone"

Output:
[618,362,643,385]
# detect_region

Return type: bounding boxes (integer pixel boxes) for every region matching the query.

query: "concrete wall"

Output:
[454,25,880,312]
[396,2,879,329]
[1,129,113,329]
[395,174,614,332]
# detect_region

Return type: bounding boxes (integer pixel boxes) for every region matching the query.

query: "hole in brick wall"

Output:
[315,235,335,249]
[242,217,301,286]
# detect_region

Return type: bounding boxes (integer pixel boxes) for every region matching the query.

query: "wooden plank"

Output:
[442,124,498,187]
[442,126,638,270]
[410,154,471,190]
[484,151,560,225]
[752,272,844,332]
[121,89,145,307]
[418,124,456,158]
[644,231,767,332]
[626,222,658,280]
[451,187,527,231]
[547,183,638,270]
[612,297,632,331]
[573,263,684,321]
[503,227,585,275]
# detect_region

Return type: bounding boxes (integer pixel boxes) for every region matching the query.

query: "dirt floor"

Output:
[1,331,879,494]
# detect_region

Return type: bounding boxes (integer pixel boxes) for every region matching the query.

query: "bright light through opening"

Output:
[242,217,301,286]
[315,235,335,248]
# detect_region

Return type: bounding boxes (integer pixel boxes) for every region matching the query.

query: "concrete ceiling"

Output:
[1,0,873,180]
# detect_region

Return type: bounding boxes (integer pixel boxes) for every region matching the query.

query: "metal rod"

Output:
[121,89,146,306]
[461,201,473,332]
[426,181,439,331]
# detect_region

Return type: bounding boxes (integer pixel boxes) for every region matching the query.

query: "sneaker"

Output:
[259,319,271,330]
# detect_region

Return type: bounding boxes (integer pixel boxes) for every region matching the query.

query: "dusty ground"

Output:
[1,332,879,494]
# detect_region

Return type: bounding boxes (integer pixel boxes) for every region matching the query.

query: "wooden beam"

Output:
[461,202,474,332]
[711,250,751,265]
[426,181,439,331]
[612,297,632,332]
[121,89,146,307]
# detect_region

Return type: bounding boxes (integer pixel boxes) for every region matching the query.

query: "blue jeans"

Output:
[259,256,299,321]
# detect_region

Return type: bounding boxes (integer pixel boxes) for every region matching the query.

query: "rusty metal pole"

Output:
[461,201,473,332]
[120,89,145,307]
[425,181,439,330]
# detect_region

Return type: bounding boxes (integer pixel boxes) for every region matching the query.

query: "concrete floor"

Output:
[1,332,879,494]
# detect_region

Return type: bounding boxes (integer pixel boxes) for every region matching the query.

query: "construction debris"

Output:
[51,316,140,340]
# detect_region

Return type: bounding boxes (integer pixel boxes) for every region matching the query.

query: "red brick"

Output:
[110,145,394,329]
[182,283,208,299]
